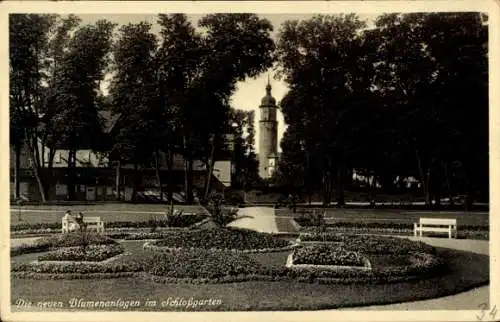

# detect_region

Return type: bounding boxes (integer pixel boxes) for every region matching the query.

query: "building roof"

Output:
[98,110,121,133]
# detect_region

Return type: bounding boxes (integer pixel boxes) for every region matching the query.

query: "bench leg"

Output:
[420,225,423,237]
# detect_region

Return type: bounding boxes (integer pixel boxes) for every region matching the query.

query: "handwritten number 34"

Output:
[477,304,497,321]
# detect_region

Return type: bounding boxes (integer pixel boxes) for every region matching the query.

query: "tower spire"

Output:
[266,73,272,93]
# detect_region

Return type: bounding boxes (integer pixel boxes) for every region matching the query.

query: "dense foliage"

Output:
[274,13,488,208]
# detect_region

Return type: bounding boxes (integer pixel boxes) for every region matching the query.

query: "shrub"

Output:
[293,244,366,267]
[147,249,263,279]
[152,228,290,250]
[38,244,124,262]
[201,192,239,226]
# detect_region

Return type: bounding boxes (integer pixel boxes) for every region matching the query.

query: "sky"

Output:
[78,14,376,153]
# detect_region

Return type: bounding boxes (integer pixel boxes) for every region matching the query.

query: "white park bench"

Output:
[62,216,105,233]
[414,217,457,239]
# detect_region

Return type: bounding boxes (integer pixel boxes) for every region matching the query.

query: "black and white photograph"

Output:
[1,1,499,321]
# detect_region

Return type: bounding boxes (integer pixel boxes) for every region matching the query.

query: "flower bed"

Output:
[151,228,291,251]
[38,244,124,262]
[11,232,118,257]
[292,244,367,267]
[147,249,263,279]
[298,233,435,254]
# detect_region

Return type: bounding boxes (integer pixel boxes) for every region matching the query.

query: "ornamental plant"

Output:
[202,192,239,227]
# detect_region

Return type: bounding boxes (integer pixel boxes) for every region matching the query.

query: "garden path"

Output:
[227,207,279,233]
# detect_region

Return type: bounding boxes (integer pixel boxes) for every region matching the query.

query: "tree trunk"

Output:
[25,131,47,202]
[132,161,139,202]
[185,159,194,204]
[205,135,217,199]
[14,143,21,200]
[443,162,454,207]
[155,149,163,202]
[414,148,431,209]
[166,150,174,202]
[67,149,76,201]
[336,165,345,207]
[115,161,121,201]
[322,171,329,206]
[44,148,56,200]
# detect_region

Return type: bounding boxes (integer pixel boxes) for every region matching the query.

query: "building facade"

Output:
[258,78,279,179]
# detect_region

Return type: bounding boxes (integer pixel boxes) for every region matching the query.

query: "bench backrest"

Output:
[82,217,102,223]
[419,218,456,226]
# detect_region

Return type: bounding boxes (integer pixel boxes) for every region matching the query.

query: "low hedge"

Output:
[293,244,366,266]
[38,244,124,262]
[153,228,290,250]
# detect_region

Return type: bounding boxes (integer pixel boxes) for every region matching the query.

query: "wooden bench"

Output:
[414,217,457,239]
[62,216,105,233]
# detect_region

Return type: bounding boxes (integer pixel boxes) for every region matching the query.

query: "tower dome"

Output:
[260,77,276,107]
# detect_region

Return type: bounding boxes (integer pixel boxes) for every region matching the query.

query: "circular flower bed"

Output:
[38,244,124,262]
[149,228,292,252]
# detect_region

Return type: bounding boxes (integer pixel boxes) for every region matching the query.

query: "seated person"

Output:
[63,210,79,232]
[74,212,87,232]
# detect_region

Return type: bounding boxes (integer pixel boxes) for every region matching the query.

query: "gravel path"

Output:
[228,207,278,233]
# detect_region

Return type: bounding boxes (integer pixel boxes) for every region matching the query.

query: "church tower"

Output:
[258,76,278,179]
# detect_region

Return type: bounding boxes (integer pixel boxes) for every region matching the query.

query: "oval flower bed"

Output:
[37,244,124,262]
[147,228,293,253]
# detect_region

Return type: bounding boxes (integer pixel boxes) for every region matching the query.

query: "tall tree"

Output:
[108,22,160,202]
[276,14,369,205]
[10,14,57,202]
[47,19,115,200]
